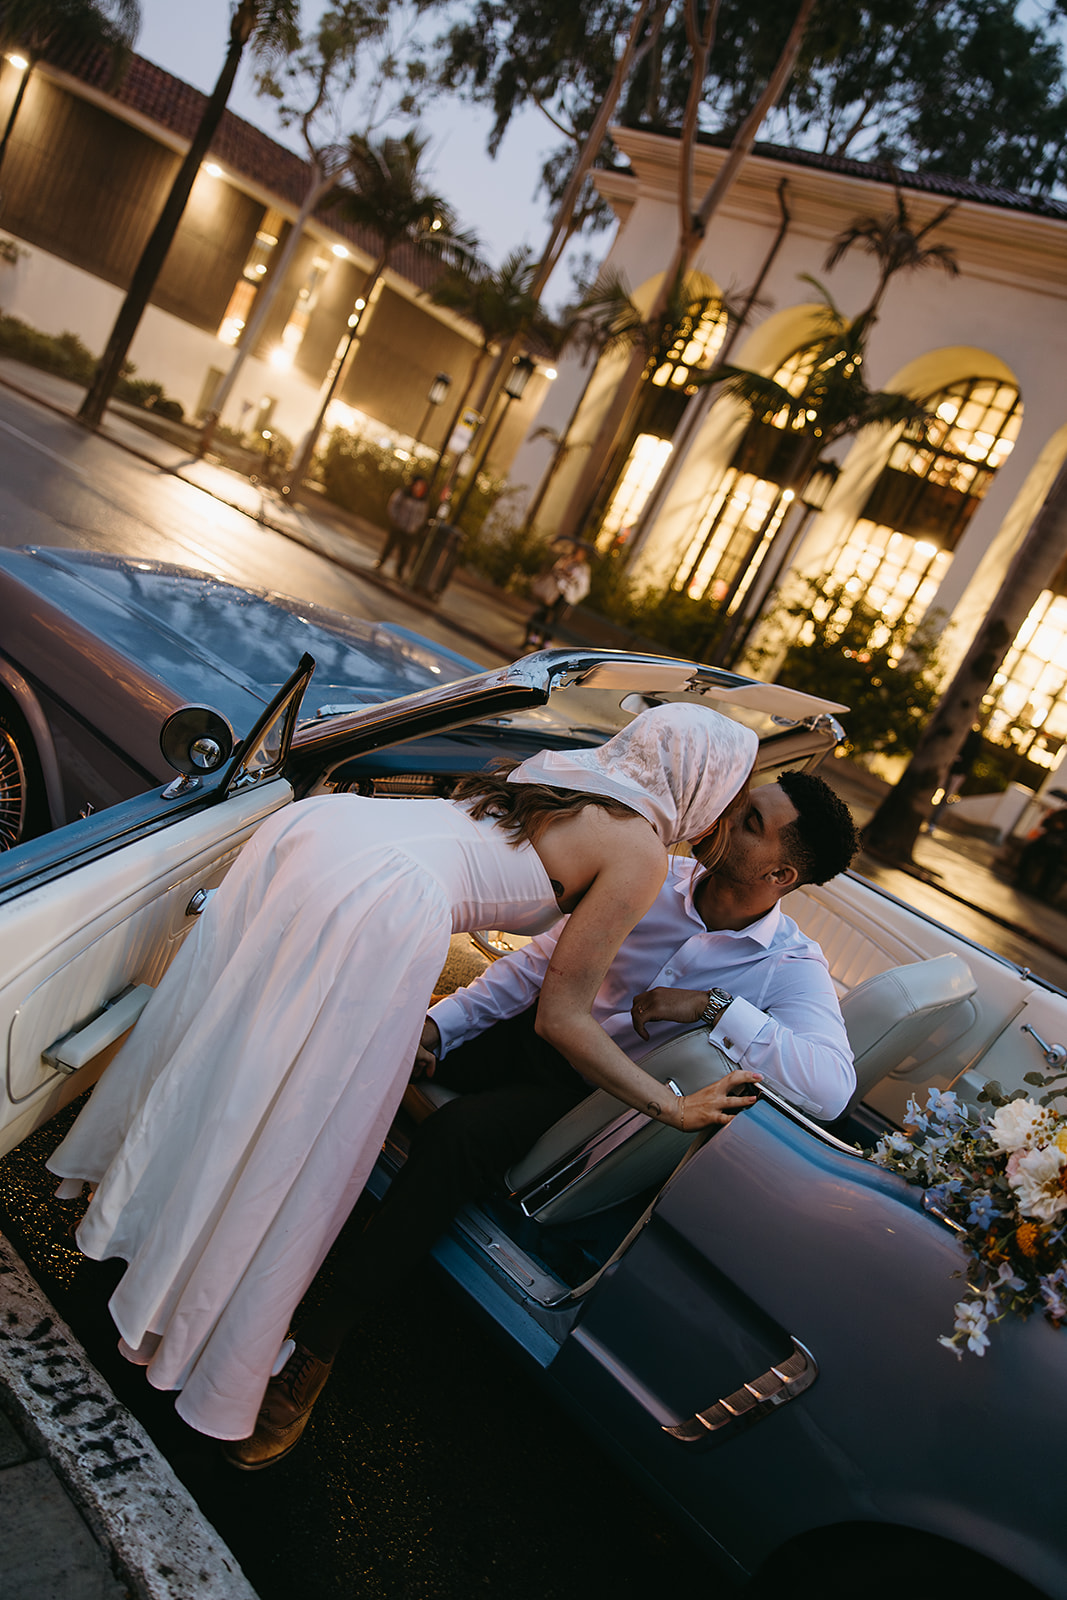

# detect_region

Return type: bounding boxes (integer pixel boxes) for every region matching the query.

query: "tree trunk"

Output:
[864,455,1067,862]
[198,162,337,456]
[0,55,32,195]
[456,0,670,488]
[77,0,258,428]
[550,0,816,548]
[289,254,386,484]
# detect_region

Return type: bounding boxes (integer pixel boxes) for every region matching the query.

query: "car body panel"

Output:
[547,1098,1067,1593]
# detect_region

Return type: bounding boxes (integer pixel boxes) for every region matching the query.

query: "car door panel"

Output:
[0,777,292,1157]
[547,1098,1067,1587]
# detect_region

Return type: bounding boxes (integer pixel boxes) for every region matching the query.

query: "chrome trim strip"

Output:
[663,1337,818,1444]
[514,1107,650,1217]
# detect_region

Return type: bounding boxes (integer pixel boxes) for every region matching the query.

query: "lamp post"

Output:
[450,355,536,525]
[414,372,451,453]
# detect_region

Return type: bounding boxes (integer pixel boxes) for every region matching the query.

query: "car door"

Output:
[544,1092,1067,1589]
[0,660,318,1159]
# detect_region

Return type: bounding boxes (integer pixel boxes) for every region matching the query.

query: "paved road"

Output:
[0,382,741,1599]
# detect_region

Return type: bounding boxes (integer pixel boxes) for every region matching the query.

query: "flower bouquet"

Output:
[868,1069,1067,1357]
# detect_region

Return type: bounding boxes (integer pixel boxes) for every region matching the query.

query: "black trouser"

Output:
[298,1006,587,1360]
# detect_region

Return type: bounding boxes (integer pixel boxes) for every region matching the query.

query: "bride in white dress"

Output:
[48,702,756,1441]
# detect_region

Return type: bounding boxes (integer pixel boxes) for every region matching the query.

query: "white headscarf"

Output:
[507,702,758,847]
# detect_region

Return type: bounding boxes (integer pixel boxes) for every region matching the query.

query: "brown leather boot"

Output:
[222,1343,333,1471]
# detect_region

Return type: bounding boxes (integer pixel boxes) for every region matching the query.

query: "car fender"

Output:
[0,657,64,827]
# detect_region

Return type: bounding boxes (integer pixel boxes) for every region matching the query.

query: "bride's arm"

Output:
[533,817,739,1132]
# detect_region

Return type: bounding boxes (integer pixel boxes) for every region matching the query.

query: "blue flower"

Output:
[905,1096,929,1132]
[967,1193,998,1230]
[927,1088,965,1128]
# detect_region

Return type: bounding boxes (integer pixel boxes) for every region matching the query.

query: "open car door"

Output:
[0,657,316,1158]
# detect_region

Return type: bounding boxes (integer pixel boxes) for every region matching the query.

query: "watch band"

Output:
[700,987,733,1030]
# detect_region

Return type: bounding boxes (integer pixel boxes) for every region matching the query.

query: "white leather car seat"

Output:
[837,951,976,1118]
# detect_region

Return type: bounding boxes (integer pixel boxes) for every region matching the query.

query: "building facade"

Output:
[0,47,550,471]
[515,127,1067,781]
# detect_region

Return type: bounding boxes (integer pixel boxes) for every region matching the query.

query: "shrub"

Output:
[460,515,554,590]
[320,431,410,527]
[761,580,944,759]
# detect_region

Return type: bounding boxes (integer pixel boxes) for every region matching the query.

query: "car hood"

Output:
[4,547,484,730]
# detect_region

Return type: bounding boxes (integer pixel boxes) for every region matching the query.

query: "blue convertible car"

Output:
[0,545,1061,1597]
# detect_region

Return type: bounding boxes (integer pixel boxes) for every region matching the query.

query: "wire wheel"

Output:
[0,722,28,849]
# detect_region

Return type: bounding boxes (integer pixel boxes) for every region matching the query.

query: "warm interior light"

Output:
[269,346,293,370]
[203,163,223,178]
[354,297,366,310]
[544,368,558,380]
[332,244,349,259]
[7,54,28,71]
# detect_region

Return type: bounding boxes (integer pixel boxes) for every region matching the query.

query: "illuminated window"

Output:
[983,585,1067,769]
[600,434,674,541]
[668,341,824,603]
[677,472,791,608]
[813,376,1022,638]
[217,208,285,345]
[648,300,727,391]
[278,256,332,357]
[821,520,952,637]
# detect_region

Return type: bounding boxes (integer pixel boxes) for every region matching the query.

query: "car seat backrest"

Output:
[839,952,977,1118]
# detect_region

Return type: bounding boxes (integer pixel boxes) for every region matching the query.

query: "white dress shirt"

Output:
[430,858,856,1121]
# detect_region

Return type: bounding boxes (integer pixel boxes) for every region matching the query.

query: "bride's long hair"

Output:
[454,760,749,858]
[453,761,638,845]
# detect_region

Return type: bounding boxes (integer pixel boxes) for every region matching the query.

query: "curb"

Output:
[0,1233,258,1600]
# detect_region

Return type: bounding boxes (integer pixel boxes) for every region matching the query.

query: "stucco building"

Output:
[0,45,550,470]
[515,126,1067,784]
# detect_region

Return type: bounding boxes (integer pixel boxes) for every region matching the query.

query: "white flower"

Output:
[950,1298,990,1356]
[987,1098,1056,1154]
[1008,1144,1067,1223]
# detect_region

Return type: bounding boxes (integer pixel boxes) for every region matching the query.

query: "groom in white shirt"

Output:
[224,769,860,1470]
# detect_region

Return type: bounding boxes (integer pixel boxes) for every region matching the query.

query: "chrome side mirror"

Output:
[159,706,234,798]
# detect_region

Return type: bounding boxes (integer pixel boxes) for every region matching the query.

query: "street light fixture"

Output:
[414,371,452,452]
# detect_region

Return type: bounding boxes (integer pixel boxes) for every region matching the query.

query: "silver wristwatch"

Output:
[700,987,733,1030]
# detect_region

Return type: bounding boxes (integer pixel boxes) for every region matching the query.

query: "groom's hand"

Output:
[412,1017,442,1078]
[631,987,709,1041]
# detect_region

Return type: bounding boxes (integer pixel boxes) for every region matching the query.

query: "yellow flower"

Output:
[1016,1222,1041,1257]
[1054,1127,1067,1156]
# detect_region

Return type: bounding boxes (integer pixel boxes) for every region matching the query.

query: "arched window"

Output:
[983,553,1067,775]
[820,377,1022,632]
[671,343,822,604]
[599,299,727,545]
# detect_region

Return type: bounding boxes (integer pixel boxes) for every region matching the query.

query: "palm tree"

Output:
[550,0,818,547]
[78,0,299,429]
[0,0,140,188]
[197,0,392,457]
[864,458,1067,863]
[824,192,960,317]
[287,130,478,484]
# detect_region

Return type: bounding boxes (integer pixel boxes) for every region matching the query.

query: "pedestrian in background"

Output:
[377,475,431,579]
[523,540,593,650]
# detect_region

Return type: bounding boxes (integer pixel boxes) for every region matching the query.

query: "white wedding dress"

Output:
[48,795,562,1440]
